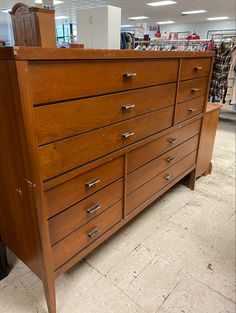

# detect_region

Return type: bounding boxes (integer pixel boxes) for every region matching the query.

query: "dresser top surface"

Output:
[0,47,215,61]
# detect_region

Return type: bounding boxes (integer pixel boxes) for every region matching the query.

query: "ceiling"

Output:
[0,0,236,25]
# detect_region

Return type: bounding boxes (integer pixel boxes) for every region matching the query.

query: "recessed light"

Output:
[157,21,175,24]
[128,16,149,20]
[35,0,64,4]
[147,1,176,6]
[207,16,229,21]
[182,10,207,15]
[121,25,133,28]
[55,15,69,20]
[1,9,10,13]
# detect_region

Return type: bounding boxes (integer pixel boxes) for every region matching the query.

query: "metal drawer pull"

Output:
[87,204,101,215]
[167,157,176,163]
[169,138,177,144]
[122,131,134,139]
[123,72,137,78]
[191,88,200,93]
[165,175,173,181]
[194,66,203,71]
[85,178,100,188]
[88,227,101,238]
[188,108,197,112]
[122,104,136,110]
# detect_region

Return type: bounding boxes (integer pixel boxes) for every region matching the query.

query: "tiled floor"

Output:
[0,118,235,313]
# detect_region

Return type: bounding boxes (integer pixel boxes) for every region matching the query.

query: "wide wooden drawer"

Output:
[49,179,123,245]
[34,84,176,146]
[178,77,208,103]
[45,157,124,218]
[175,96,205,124]
[126,151,197,216]
[29,59,179,104]
[180,58,212,81]
[127,118,202,173]
[39,106,174,181]
[127,135,199,194]
[52,201,123,269]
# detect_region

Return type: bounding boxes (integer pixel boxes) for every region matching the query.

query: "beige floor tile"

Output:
[126,257,184,313]
[85,230,140,275]
[157,275,235,313]
[19,261,102,312]
[143,222,235,302]
[170,199,235,258]
[61,276,146,313]
[0,279,46,313]
[107,244,156,292]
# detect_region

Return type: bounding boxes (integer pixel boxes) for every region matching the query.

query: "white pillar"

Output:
[77,5,121,49]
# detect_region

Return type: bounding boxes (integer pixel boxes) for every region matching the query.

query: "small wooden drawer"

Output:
[45,157,124,218]
[126,150,197,216]
[127,135,199,194]
[52,201,123,269]
[127,118,202,173]
[175,96,205,124]
[180,58,212,81]
[48,179,123,245]
[29,59,178,104]
[39,107,174,181]
[178,77,208,103]
[34,84,176,146]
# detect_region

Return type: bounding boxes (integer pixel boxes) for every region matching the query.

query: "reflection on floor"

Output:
[0,119,235,313]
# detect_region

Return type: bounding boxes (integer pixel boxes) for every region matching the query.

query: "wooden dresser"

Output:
[0,47,214,313]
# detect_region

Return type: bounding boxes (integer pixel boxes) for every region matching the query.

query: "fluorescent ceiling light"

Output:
[147,1,176,7]
[157,20,175,24]
[55,15,69,20]
[1,9,10,13]
[182,10,207,15]
[35,0,64,4]
[121,25,133,27]
[128,16,149,20]
[207,16,229,21]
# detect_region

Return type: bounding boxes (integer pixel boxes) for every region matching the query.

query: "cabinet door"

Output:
[23,15,34,46]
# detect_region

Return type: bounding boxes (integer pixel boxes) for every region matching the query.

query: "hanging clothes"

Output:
[225,48,236,105]
[209,42,232,102]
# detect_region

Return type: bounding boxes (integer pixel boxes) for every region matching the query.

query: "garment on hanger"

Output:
[225,48,236,105]
[209,42,232,102]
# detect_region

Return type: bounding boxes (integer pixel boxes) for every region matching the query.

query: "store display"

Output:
[9,2,56,47]
[0,46,214,313]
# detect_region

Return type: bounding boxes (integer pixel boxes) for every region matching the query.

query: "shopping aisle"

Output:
[0,119,235,313]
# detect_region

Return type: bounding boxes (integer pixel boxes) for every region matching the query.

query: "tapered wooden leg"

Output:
[187,169,196,190]
[0,236,8,280]
[43,277,56,313]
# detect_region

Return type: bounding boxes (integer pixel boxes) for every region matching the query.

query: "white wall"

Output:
[147,20,236,38]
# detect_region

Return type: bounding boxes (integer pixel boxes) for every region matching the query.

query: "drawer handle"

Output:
[122,104,136,110]
[194,66,203,71]
[165,175,173,181]
[122,131,134,139]
[167,157,176,163]
[87,204,101,215]
[123,72,137,78]
[85,178,100,188]
[169,138,177,144]
[191,88,200,93]
[88,227,101,239]
[188,108,197,113]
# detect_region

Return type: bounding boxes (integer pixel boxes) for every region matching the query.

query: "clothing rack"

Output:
[135,38,211,52]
